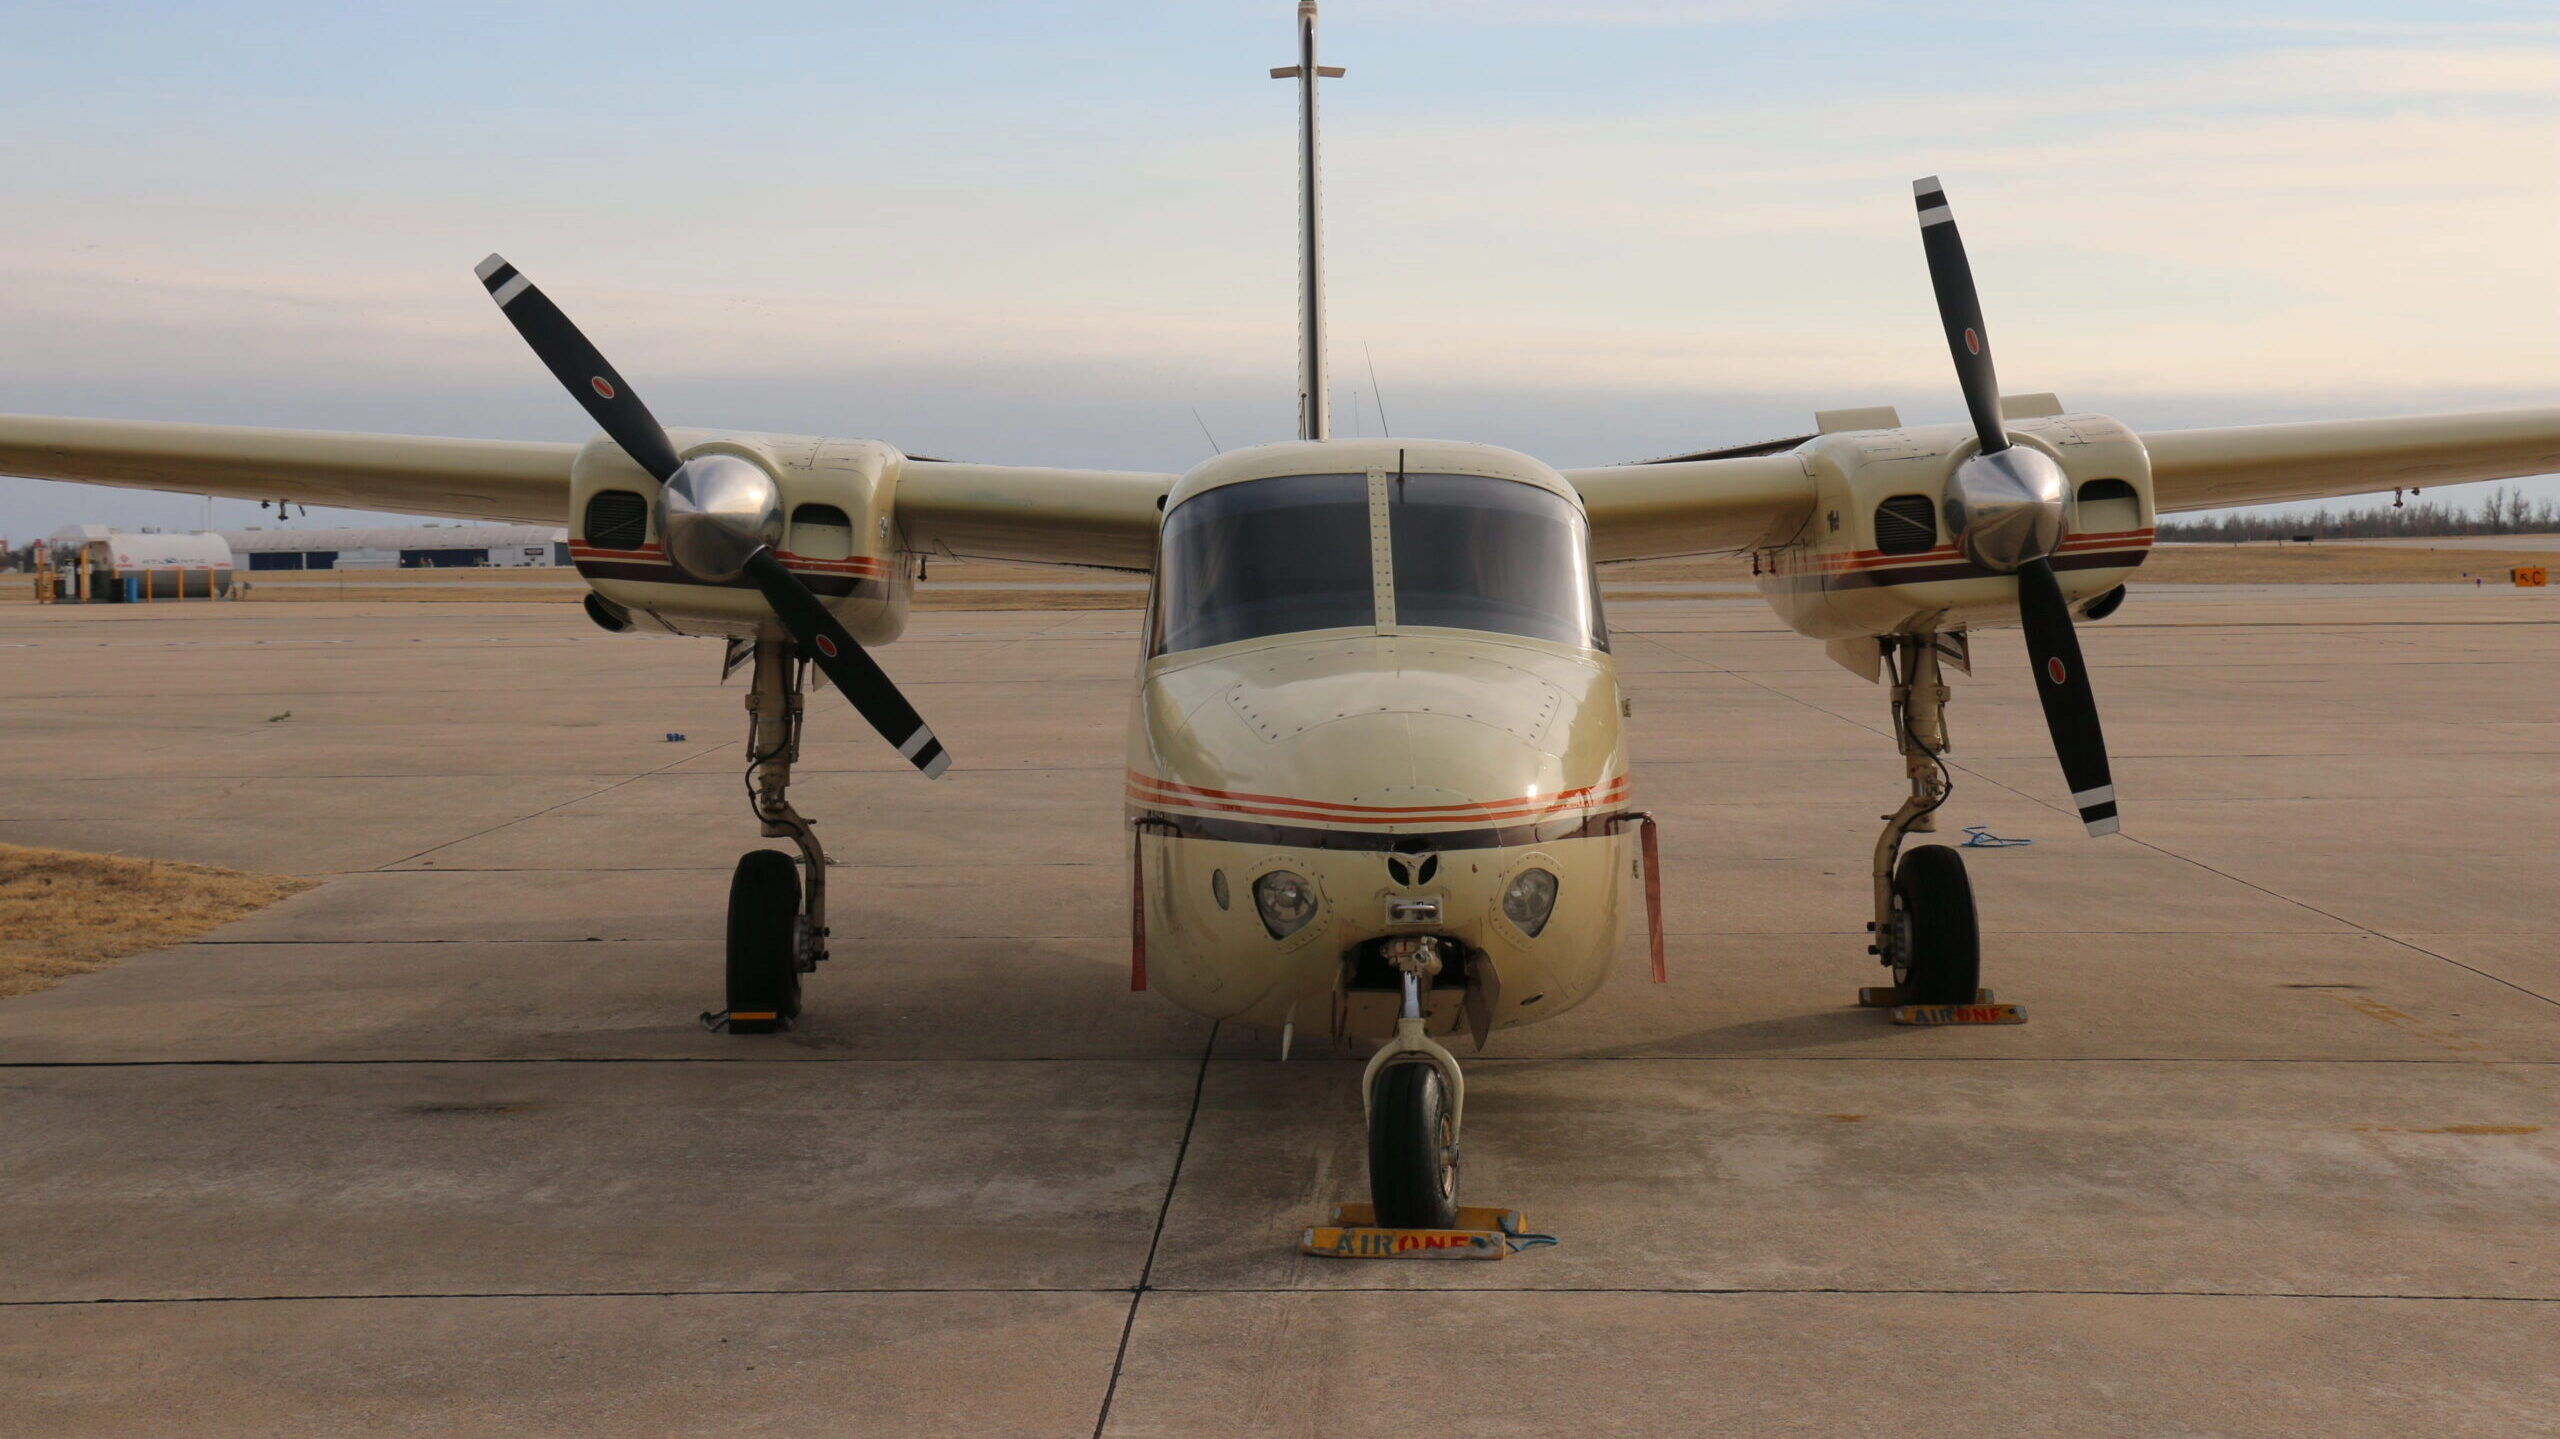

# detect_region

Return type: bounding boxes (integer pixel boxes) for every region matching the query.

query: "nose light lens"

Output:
[1253,869,1318,939]
[1502,867,1560,938]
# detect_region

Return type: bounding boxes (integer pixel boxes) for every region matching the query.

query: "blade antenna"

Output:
[1365,341,1391,438]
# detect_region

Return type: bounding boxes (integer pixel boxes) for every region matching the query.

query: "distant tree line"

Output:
[2158,486,2560,542]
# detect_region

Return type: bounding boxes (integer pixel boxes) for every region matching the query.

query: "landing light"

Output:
[1502,868,1559,938]
[1254,870,1318,938]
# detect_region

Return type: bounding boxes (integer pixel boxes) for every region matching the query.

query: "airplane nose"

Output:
[1137,637,1624,847]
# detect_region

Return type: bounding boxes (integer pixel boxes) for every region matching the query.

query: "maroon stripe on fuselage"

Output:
[1126,807,1632,853]
[1773,546,2149,593]
[572,558,886,600]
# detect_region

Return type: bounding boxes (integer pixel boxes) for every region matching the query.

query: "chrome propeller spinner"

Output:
[657,453,783,584]
[1945,443,2067,574]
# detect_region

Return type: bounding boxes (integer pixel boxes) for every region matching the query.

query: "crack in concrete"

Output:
[1093,1019,1218,1439]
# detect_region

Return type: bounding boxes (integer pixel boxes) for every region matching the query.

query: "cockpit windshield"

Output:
[1152,470,1605,656]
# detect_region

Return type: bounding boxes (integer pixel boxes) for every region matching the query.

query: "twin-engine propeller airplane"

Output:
[6,1,2558,1228]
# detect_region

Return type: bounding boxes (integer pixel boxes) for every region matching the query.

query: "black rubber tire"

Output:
[725,849,803,1033]
[1368,1062,1460,1229]
[1893,843,1980,1005]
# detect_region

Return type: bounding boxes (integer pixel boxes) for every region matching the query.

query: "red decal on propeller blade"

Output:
[815,635,840,659]
[590,376,616,400]
[1964,328,1981,356]
[2045,657,2067,685]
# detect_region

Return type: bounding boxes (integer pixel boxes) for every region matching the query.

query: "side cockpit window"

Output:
[1154,473,1375,654]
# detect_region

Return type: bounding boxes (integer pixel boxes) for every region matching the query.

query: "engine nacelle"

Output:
[566,429,914,645]
[1760,412,2155,642]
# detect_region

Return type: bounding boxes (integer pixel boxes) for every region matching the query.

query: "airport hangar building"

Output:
[220,525,568,570]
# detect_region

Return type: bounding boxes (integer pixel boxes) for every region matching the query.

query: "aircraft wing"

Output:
[894,459,1176,572]
[2143,408,2560,513]
[1563,452,1819,562]
[0,414,579,526]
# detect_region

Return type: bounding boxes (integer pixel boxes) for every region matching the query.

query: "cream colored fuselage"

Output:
[1127,439,1637,1046]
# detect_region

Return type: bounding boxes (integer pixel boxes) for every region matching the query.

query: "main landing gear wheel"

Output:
[1368,1061,1461,1229]
[725,848,803,1033]
[1889,843,1979,1005]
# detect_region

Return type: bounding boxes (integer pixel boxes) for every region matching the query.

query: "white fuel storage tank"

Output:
[42,526,234,601]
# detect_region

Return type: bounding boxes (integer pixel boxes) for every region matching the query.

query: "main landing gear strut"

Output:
[1867,635,1982,1006]
[720,638,829,1034]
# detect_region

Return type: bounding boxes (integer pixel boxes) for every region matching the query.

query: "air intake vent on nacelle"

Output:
[1873,494,1939,556]
[584,490,649,550]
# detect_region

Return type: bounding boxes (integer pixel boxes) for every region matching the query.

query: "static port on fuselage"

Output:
[1125,438,1640,1044]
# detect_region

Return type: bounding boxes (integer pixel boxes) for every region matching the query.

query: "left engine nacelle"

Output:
[567,429,913,645]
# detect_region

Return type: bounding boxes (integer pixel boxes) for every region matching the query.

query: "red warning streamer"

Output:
[1637,814,1666,984]
[1129,831,1149,992]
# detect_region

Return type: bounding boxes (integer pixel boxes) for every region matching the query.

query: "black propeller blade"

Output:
[475,256,683,482]
[743,550,949,778]
[2015,558,2116,835]
[1914,176,2007,457]
[1911,179,2116,835]
[477,253,950,779]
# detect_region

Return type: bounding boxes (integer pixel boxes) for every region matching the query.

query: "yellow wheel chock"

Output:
[1300,1204,1555,1260]
[1857,986,2025,1025]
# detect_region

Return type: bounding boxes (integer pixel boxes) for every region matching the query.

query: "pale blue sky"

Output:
[2,0,2554,537]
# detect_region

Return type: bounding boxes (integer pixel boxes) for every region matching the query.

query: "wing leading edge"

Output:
[0,412,1179,570]
[2142,408,2560,514]
[1565,452,1820,563]
[894,458,1175,573]
[0,414,578,526]
[9,405,2553,567]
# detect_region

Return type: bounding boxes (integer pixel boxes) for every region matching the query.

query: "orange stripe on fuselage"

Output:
[1126,772,1629,826]
[1772,528,2154,576]
[568,542,888,577]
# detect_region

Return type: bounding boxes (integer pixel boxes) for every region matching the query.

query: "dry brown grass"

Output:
[0,844,313,999]
[2135,545,2556,585]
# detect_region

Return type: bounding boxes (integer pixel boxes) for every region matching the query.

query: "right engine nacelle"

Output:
[1758,412,2155,642]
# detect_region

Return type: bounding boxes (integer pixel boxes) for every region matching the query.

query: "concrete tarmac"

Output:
[2,588,2555,1436]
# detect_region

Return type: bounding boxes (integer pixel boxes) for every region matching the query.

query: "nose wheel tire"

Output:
[725,848,803,1033]
[1368,1061,1461,1229]
[1889,843,1979,1005]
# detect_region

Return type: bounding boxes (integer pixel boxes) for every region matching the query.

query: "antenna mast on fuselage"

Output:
[1273,1,1343,442]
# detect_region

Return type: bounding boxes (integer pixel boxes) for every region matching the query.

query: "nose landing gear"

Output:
[717,638,830,1034]
[1362,937,1464,1228]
